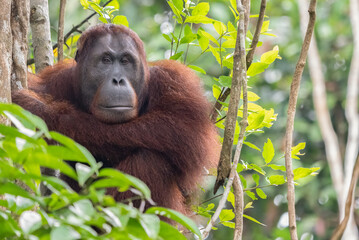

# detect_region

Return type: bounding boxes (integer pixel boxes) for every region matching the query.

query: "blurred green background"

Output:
[45,0,355,239]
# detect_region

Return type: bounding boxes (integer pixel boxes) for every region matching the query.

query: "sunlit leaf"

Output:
[247,62,269,77]
[219,209,235,222]
[188,65,206,74]
[268,175,286,185]
[243,214,266,226]
[113,15,129,27]
[185,16,215,24]
[192,2,209,16]
[256,188,267,199]
[262,138,275,164]
[245,191,257,201]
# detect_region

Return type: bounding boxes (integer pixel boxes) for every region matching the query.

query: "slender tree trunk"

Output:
[0,0,13,125]
[11,0,30,90]
[30,0,53,73]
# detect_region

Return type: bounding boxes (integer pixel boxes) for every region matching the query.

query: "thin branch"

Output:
[331,155,359,240]
[206,1,247,239]
[57,0,66,62]
[246,0,266,68]
[284,1,316,239]
[233,174,244,240]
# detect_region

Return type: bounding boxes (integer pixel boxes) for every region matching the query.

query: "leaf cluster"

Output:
[0,104,201,240]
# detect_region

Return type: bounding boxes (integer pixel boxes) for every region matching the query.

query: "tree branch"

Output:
[57,0,66,62]
[331,155,359,240]
[204,0,247,238]
[284,1,316,239]
[246,0,266,68]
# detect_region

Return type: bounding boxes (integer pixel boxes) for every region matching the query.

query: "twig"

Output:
[284,1,316,239]
[246,0,266,68]
[57,0,66,62]
[331,155,359,240]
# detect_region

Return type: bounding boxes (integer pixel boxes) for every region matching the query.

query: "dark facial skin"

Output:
[77,33,145,123]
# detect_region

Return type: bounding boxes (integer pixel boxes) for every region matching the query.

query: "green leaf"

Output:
[170,51,183,60]
[172,0,184,11]
[293,167,320,180]
[162,34,172,42]
[113,15,129,27]
[260,47,279,64]
[0,183,43,206]
[99,168,151,199]
[188,65,206,74]
[213,21,227,35]
[252,174,259,186]
[222,221,235,228]
[256,188,267,199]
[167,1,183,23]
[245,191,257,200]
[212,84,222,99]
[219,209,235,222]
[106,0,119,9]
[199,30,218,46]
[218,76,232,88]
[268,175,286,185]
[262,138,275,164]
[291,142,306,160]
[227,191,235,208]
[247,62,269,77]
[267,164,286,172]
[140,214,160,239]
[159,221,187,240]
[80,0,89,9]
[146,207,202,239]
[197,34,210,51]
[222,38,236,48]
[247,110,265,131]
[243,141,261,151]
[261,20,270,33]
[246,91,261,101]
[243,214,266,226]
[0,103,49,137]
[50,225,81,240]
[248,164,266,175]
[76,163,95,187]
[19,211,42,234]
[185,16,215,24]
[192,2,209,16]
[89,2,103,16]
[49,132,98,172]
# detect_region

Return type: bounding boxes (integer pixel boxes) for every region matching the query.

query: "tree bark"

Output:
[0,0,12,125]
[11,0,30,90]
[30,0,53,73]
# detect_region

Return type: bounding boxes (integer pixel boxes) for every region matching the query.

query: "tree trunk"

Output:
[0,0,12,125]
[30,0,53,73]
[11,0,30,90]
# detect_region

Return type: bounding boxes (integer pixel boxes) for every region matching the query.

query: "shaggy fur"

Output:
[12,24,219,214]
